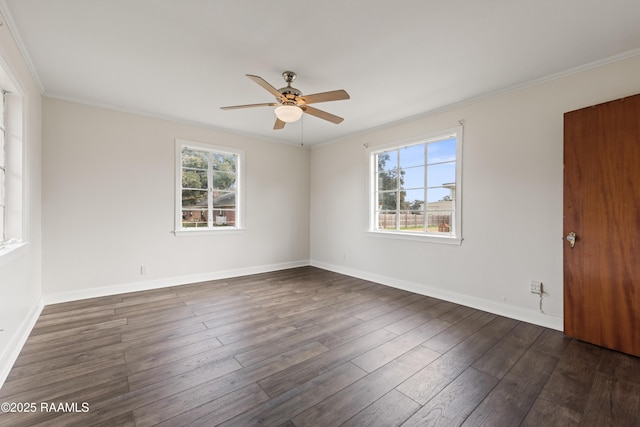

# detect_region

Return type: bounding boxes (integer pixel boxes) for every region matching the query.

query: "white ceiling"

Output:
[2,1,639,146]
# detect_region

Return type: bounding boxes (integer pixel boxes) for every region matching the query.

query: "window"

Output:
[175,139,243,234]
[0,77,25,262]
[369,126,462,244]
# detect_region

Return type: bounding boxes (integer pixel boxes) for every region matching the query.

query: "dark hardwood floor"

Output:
[1,266,639,426]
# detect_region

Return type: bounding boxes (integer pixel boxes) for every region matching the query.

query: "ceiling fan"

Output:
[221,71,350,130]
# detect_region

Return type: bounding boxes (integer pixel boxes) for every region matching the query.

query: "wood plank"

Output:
[218,362,367,427]
[0,377,129,427]
[128,353,241,391]
[529,328,572,358]
[352,318,450,373]
[423,310,497,354]
[2,353,127,396]
[317,307,413,349]
[581,372,640,427]
[462,349,558,426]
[122,327,220,362]
[292,346,439,426]
[232,313,362,367]
[537,339,602,414]
[12,334,123,368]
[597,348,640,386]
[259,328,396,398]
[130,340,330,426]
[353,293,425,321]
[0,363,129,403]
[383,310,436,336]
[472,321,544,378]
[23,318,127,344]
[38,295,123,315]
[156,383,269,427]
[341,389,420,427]
[397,316,517,404]
[400,367,498,427]
[521,397,582,427]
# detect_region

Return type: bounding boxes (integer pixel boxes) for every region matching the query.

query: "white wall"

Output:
[0,11,43,385]
[310,55,640,330]
[42,98,310,301]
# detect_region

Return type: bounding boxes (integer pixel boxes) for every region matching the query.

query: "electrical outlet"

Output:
[530,280,543,295]
[140,265,148,275]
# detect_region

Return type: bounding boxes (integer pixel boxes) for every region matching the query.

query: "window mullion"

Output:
[424,143,429,233]
[207,153,214,228]
[396,149,401,231]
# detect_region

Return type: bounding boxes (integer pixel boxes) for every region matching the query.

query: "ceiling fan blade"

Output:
[246,74,285,101]
[273,118,286,130]
[298,89,350,105]
[220,102,277,110]
[303,105,344,124]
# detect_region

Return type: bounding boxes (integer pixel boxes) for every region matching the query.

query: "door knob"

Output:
[566,231,577,248]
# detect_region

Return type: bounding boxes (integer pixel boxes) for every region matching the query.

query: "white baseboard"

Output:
[311,260,563,331]
[43,260,311,305]
[0,298,44,389]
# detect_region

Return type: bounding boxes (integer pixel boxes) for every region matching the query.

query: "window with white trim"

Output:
[369,126,462,244]
[175,139,243,233]
[0,76,25,262]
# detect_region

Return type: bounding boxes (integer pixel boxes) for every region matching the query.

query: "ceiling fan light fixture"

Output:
[274,104,303,123]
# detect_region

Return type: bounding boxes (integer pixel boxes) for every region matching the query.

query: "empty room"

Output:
[1,1,639,426]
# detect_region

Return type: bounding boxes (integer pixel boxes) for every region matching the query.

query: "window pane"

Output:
[182,169,207,189]
[401,166,425,190]
[212,153,237,172]
[377,211,397,230]
[400,143,425,168]
[427,162,456,187]
[378,171,397,191]
[182,209,208,227]
[399,211,424,232]
[212,171,236,190]
[182,189,207,208]
[182,149,208,169]
[213,191,235,209]
[376,151,397,173]
[427,187,454,204]
[402,188,424,210]
[427,211,453,234]
[377,191,397,210]
[428,138,456,164]
[214,209,235,226]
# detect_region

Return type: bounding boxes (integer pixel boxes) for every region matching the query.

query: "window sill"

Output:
[0,241,29,269]
[366,230,462,245]
[173,228,245,237]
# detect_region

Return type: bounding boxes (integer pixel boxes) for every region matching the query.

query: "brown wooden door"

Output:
[564,93,640,357]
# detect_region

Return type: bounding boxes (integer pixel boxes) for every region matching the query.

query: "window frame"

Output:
[0,63,26,266]
[367,126,463,245]
[174,139,244,236]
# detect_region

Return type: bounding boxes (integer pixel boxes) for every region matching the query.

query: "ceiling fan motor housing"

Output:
[278,87,302,102]
[279,71,302,101]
